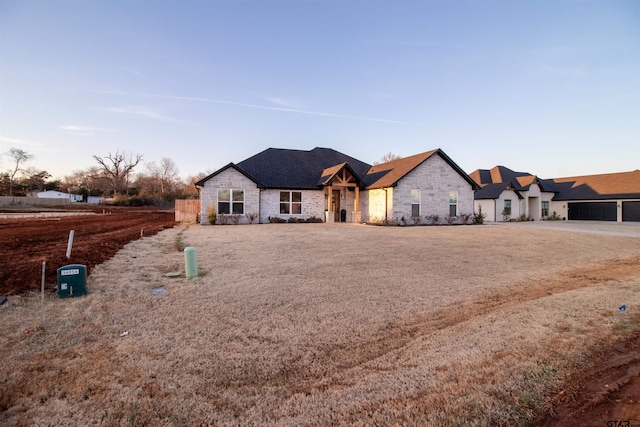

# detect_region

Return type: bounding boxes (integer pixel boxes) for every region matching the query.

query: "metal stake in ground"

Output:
[66,230,75,259]
[41,261,45,325]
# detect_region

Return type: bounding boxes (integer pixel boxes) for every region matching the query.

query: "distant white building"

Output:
[37,190,83,202]
[87,196,105,204]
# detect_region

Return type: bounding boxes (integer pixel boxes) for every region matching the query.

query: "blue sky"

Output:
[1,0,638,181]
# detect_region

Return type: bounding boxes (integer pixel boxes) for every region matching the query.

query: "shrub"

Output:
[426,214,440,225]
[218,214,242,225]
[460,213,473,225]
[368,217,398,226]
[474,206,486,224]
[110,195,154,206]
[247,212,258,224]
[207,205,217,225]
[549,211,561,221]
[267,216,323,223]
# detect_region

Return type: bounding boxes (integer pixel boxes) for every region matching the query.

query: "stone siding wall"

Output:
[360,188,392,223]
[259,189,325,223]
[391,154,475,224]
[199,168,259,224]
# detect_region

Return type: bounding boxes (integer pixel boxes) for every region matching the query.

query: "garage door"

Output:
[568,202,617,221]
[622,201,640,222]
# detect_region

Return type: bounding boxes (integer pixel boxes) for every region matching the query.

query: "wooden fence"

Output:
[175,199,200,222]
[0,196,71,207]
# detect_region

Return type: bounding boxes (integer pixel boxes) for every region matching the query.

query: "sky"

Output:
[1,0,639,182]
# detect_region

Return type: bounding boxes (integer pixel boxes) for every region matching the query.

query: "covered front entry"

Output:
[527,196,539,220]
[321,163,363,223]
[332,190,341,221]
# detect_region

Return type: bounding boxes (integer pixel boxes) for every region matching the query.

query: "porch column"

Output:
[325,185,334,223]
[353,187,362,223]
[354,186,359,212]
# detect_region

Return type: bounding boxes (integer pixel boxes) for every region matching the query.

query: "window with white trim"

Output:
[411,189,420,217]
[449,190,458,216]
[280,191,302,214]
[541,201,549,217]
[504,199,512,216]
[218,189,244,214]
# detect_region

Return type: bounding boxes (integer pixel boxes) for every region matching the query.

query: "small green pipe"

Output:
[184,247,198,278]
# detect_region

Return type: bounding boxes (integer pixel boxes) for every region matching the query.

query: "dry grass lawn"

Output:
[2,222,640,426]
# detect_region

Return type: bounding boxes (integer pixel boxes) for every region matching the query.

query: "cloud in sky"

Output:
[102,105,182,123]
[91,90,418,125]
[261,95,300,109]
[59,125,112,136]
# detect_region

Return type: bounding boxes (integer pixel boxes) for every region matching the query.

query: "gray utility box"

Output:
[57,264,87,298]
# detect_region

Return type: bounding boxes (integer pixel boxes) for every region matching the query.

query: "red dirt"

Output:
[538,329,640,427]
[0,211,637,424]
[0,207,176,296]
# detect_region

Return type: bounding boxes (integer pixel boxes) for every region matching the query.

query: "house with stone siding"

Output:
[195,147,478,225]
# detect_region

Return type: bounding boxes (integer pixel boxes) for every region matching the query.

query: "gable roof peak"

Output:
[369,149,438,173]
[366,148,477,190]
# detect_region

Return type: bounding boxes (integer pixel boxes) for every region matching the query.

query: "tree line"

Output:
[0,148,207,204]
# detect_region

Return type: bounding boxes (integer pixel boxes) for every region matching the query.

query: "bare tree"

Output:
[93,151,143,196]
[180,171,210,199]
[146,157,179,195]
[61,166,110,197]
[4,148,34,196]
[373,152,401,165]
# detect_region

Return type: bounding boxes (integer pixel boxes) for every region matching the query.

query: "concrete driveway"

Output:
[494,220,640,238]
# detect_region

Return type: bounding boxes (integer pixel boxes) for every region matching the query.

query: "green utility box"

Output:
[57,264,87,298]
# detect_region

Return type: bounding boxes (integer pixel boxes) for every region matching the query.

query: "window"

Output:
[449,190,458,217]
[218,189,244,214]
[280,191,302,215]
[411,189,420,217]
[504,199,512,216]
[541,201,549,217]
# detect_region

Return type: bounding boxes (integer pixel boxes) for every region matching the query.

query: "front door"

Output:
[332,190,340,222]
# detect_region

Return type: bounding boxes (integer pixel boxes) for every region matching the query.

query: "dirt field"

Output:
[0,207,176,295]
[1,221,639,425]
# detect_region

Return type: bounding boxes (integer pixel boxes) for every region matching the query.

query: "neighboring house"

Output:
[470,166,556,222]
[195,147,478,225]
[470,167,640,222]
[87,196,106,204]
[37,190,83,202]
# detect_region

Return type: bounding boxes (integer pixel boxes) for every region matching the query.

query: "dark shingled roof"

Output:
[470,166,537,191]
[196,147,478,191]
[196,147,372,190]
[474,183,523,200]
[470,167,640,201]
